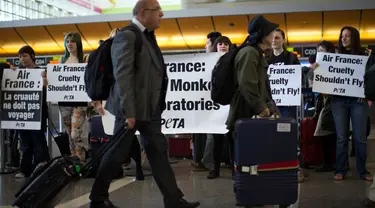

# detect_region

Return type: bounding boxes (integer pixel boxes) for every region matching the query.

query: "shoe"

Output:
[90,200,118,208]
[190,161,208,171]
[207,170,220,179]
[166,198,200,208]
[363,198,375,207]
[15,172,25,178]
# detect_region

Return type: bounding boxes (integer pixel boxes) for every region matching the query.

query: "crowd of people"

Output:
[2,0,375,207]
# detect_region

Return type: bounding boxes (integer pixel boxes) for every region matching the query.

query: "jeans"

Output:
[331,97,369,178]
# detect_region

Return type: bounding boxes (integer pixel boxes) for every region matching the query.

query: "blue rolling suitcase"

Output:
[234,117,299,207]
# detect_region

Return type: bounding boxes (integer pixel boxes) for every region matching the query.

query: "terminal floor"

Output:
[0,157,374,208]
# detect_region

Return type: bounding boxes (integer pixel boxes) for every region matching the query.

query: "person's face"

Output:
[19,53,34,68]
[272,31,285,50]
[66,38,77,54]
[217,42,230,53]
[317,45,327,52]
[262,31,274,49]
[142,0,164,30]
[341,29,351,48]
[205,39,214,53]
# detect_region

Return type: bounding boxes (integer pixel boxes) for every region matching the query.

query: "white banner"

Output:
[101,52,229,135]
[162,52,228,134]
[313,52,369,97]
[1,69,44,130]
[268,65,302,106]
[46,63,91,102]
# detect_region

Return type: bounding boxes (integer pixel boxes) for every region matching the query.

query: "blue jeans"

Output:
[331,97,369,178]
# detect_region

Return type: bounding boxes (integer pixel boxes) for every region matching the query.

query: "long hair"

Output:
[61,32,84,63]
[337,26,364,55]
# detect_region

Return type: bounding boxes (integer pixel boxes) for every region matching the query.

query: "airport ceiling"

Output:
[0,8,374,57]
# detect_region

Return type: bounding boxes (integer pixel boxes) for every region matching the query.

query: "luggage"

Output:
[86,116,123,178]
[12,124,129,208]
[47,118,71,156]
[301,117,323,167]
[234,117,299,207]
[168,134,192,157]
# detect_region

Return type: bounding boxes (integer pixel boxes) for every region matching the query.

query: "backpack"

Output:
[364,63,375,101]
[210,45,262,105]
[84,24,143,101]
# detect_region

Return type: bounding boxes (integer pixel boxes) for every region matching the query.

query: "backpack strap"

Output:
[120,24,144,54]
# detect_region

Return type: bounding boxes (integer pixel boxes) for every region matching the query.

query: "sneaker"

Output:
[15,172,25,178]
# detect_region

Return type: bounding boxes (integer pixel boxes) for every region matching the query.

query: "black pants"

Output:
[18,130,50,176]
[89,110,184,206]
[321,134,336,166]
[213,133,234,171]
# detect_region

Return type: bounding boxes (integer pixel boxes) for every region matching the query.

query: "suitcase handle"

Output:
[251,114,279,119]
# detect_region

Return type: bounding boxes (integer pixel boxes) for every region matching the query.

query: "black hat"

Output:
[247,15,279,43]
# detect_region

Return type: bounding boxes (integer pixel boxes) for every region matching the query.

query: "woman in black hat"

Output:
[226,15,279,131]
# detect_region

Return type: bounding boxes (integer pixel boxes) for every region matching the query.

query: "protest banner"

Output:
[1,68,44,130]
[313,52,369,97]
[46,63,90,102]
[268,65,302,106]
[162,52,228,134]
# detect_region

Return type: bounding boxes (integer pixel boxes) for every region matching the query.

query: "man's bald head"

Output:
[132,0,163,31]
[133,0,152,16]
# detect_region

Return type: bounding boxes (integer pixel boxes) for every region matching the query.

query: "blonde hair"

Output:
[109,28,119,38]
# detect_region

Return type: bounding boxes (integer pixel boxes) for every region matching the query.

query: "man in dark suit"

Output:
[89,1,200,208]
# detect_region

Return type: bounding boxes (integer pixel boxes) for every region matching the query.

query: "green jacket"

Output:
[226,46,274,130]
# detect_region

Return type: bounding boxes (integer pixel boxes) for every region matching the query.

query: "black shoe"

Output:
[90,200,118,208]
[364,198,375,207]
[166,198,200,208]
[207,170,220,179]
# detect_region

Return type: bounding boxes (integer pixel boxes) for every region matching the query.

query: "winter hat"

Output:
[247,15,279,43]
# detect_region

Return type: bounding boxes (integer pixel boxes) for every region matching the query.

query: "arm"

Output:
[236,47,267,114]
[111,30,137,119]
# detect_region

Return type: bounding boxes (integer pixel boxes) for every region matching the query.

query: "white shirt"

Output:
[132,18,146,32]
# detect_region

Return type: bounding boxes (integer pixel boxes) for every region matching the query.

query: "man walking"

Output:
[89,1,200,207]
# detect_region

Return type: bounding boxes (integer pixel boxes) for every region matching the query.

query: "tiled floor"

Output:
[1,157,374,208]
[3,126,375,208]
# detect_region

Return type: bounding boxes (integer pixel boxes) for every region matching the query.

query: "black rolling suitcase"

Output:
[12,125,129,208]
[86,116,123,178]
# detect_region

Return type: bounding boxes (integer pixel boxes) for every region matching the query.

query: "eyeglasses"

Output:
[144,7,162,12]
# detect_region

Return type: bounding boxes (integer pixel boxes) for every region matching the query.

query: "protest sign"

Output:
[46,63,90,102]
[1,69,44,130]
[268,65,302,106]
[313,52,369,97]
[162,52,228,134]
